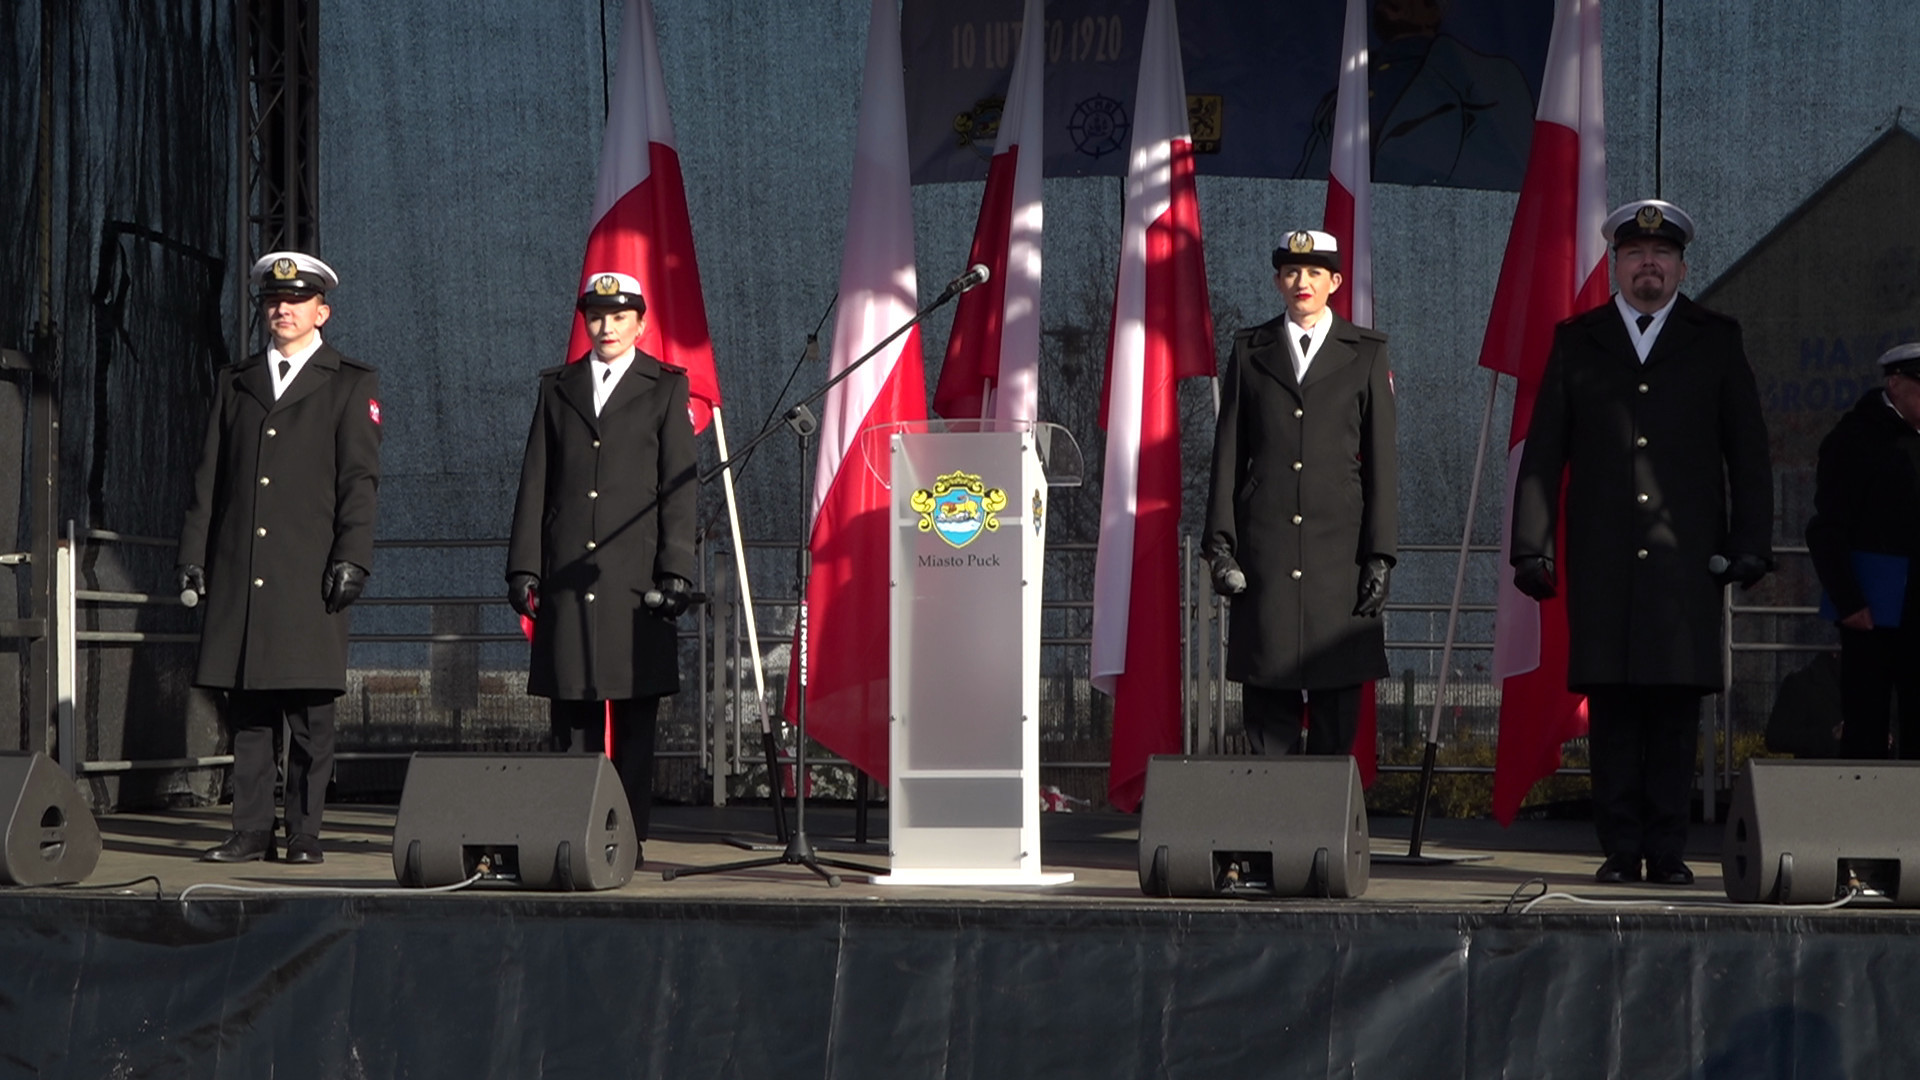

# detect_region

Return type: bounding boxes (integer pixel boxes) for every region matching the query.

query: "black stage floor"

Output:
[3,805,1913,1078]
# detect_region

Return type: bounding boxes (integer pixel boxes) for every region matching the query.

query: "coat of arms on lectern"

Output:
[911,470,1008,549]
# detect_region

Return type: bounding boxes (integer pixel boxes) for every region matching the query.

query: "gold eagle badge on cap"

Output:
[592,275,622,296]
[1635,204,1665,232]
[1287,230,1316,254]
[271,257,298,280]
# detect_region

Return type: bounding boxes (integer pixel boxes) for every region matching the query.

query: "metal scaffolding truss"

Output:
[236,0,319,349]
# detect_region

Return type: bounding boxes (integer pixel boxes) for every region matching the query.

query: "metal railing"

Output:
[47,526,1837,814]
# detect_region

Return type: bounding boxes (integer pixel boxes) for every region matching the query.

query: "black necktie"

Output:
[278,359,291,381]
[602,365,613,382]
[1299,333,1312,358]
[1635,313,1653,333]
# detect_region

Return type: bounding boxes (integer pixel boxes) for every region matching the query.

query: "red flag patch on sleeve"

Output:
[369,399,382,425]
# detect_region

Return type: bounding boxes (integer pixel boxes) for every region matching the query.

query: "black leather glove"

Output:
[650,574,691,619]
[1209,554,1247,597]
[322,561,368,614]
[1354,555,1393,617]
[1513,556,1556,602]
[176,563,206,598]
[507,572,539,619]
[1714,553,1770,590]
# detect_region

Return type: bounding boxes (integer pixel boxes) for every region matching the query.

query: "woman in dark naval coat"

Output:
[507,272,697,860]
[1206,230,1397,757]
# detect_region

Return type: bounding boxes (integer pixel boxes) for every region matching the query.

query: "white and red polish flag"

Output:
[1482,0,1608,824]
[782,0,930,784]
[1321,0,1372,329]
[1320,0,1379,785]
[1093,0,1215,813]
[933,0,1045,423]
[567,0,721,433]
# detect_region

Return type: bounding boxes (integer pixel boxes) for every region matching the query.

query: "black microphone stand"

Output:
[665,269,982,886]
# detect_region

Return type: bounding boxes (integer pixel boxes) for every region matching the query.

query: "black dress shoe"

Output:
[1646,856,1695,886]
[202,830,276,863]
[1594,854,1642,883]
[284,833,325,865]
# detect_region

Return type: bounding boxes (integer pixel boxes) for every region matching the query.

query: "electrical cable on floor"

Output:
[50,875,165,899]
[177,870,486,904]
[1501,878,1551,913]
[1507,878,1865,915]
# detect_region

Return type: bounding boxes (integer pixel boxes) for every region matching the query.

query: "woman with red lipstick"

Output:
[506,272,698,868]
[1205,230,1398,759]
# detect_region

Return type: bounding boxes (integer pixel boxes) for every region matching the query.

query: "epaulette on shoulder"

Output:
[1355,325,1388,343]
[338,354,375,372]
[659,361,688,377]
[538,363,571,378]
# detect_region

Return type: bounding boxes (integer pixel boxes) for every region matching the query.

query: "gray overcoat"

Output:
[507,354,697,701]
[1205,313,1398,689]
[177,344,382,693]
[1512,295,1773,691]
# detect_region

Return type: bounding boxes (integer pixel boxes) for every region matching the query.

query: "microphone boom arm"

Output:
[700,268,980,488]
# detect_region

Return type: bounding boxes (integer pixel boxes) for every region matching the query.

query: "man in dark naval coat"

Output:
[1511,200,1773,886]
[507,272,697,863]
[177,251,382,864]
[1806,342,1920,759]
[1206,230,1397,757]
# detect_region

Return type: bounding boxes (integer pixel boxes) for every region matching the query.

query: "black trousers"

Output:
[550,697,660,840]
[1837,626,1920,759]
[1242,684,1361,757]
[1585,685,1703,862]
[227,689,336,836]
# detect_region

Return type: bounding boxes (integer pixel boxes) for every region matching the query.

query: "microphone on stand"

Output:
[940,264,991,300]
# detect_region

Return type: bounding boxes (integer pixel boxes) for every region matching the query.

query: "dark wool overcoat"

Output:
[507,354,697,701]
[177,345,382,693]
[1205,313,1398,689]
[1806,388,1920,618]
[1513,295,1773,692]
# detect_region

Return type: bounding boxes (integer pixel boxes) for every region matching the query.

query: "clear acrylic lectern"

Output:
[866,419,1082,886]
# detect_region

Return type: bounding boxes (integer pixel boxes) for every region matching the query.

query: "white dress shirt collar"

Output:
[1286,314,1336,382]
[1614,293,1678,364]
[592,348,637,416]
[268,333,324,400]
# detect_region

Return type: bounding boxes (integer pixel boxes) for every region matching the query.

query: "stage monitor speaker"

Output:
[1723,759,1920,905]
[391,754,637,891]
[0,751,102,887]
[1137,755,1368,898]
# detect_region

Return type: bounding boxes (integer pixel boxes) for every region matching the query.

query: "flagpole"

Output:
[1374,368,1500,866]
[707,406,788,839]
[708,408,771,715]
